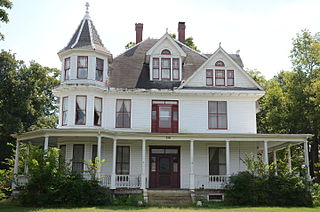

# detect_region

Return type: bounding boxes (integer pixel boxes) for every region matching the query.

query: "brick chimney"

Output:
[135,23,143,44]
[178,22,186,43]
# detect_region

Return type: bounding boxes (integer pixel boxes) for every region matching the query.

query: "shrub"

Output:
[312,183,320,207]
[113,194,144,206]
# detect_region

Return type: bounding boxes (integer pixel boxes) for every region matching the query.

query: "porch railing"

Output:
[16,175,29,186]
[100,174,111,187]
[115,175,141,188]
[195,175,229,189]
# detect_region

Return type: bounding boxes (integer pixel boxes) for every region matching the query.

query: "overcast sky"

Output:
[2,0,320,79]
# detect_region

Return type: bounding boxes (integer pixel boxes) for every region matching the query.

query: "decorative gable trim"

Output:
[146,33,187,57]
[179,46,264,90]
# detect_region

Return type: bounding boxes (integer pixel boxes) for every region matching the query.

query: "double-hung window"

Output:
[77,56,88,79]
[172,58,179,80]
[227,70,234,86]
[75,96,86,125]
[161,58,171,80]
[64,57,70,80]
[62,97,68,126]
[72,144,84,174]
[92,144,97,162]
[152,58,159,80]
[215,70,225,86]
[209,147,226,175]
[96,58,104,81]
[208,101,227,129]
[206,69,213,86]
[94,97,102,126]
[116,146,130,175]
[116,99,131,128]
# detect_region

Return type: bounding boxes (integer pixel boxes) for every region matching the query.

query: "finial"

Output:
[166,28,168,33]
[219,42,221,47]
[85,2,90,14]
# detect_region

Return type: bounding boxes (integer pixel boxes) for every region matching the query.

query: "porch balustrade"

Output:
[115,175,141,188]
[195,175,229,189]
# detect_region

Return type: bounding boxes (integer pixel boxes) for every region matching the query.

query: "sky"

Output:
[1,0,320,79]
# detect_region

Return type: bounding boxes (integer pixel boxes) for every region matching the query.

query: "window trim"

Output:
[62,96,68,126]
[95,58,104,82]
[116,145,131,175]
[77,56,88,79]
[206,69,214,86]
[94,97,103,126]
[75,95,87,125]
[64,57,70,81]
[208,101,228,130]
[115,99,131,128]
[227,70,234,86]
[215,69,225,86]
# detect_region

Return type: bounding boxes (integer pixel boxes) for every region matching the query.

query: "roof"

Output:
[58,13,110,54]
[109,39,245,89]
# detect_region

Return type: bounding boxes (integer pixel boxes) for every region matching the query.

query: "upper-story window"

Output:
[116,99,131,128]
[206,60,234,87]
[206,69,213,86]
[62,97,68,126]
[215,60,225,67]
[75,95,86,125]
[152,49,180,81]
[215,70,225,86]
[227,70,234,86]
[96,58,104,81]
[64,57,70,81]
[208,101,227,129]
[94,97,102,126]
[77,56,88,79]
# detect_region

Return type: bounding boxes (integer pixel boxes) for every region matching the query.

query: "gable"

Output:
[181,48,262,90]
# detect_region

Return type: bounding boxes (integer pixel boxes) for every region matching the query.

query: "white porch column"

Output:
[226,140,230,176]
[14,140,20,175]
[287,145,292,172]
[24,143,29,174]
[97,135,102,178]
[263,140,269,165]
[111,138,117,189]
[141,139,146,189]
[273,151,277,175]
[304,140,310,178]
[44,135,49,151]
[190,140,195,190]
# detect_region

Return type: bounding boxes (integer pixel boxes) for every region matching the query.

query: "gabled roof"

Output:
[58,11,110,55]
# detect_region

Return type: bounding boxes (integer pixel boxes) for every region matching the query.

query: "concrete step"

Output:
[147,190,192,206]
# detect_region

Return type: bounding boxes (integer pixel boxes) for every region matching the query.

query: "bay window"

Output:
[64,57,70,81]
[116,99,131,128]
[208,101,227,129]
[94,97,102,126]
[62,97,68,126]
[96,58,104,81]
[75,96,86,125]
[77,56,88,79]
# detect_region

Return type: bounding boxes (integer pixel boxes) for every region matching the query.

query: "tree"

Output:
[0,50,60,169]
[125,41,136,49]
[0,0,13,40]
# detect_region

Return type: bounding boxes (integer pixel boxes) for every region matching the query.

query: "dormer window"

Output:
[64,57,70,81]
[152,58,160,80]
[206,60,234,87]
[77,56,88,79]
[161,58,171,80]
[215,60,225,67]
[161,49,171,55]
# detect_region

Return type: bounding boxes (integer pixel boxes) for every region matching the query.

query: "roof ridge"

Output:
[174,39,208,60]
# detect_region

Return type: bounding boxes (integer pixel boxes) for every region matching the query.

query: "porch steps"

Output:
[147,190,192,206]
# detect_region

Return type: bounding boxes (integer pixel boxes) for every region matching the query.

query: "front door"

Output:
[149,146,180,188]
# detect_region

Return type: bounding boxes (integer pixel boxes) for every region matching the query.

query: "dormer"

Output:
[146,33,186,81]
[57,3,112,86]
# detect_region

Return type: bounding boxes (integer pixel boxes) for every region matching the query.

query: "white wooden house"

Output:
[13,5,311,200]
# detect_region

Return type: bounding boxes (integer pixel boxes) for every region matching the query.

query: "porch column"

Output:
[226,140,230,176]
[14,140,20,175]
[273,151,277,175]
[263,140,269,165]
[97,135,102,178]
[141,139,146,189]
[190,140,195,190]
[287,145,292,172]
[44,135,49,151]
[304,140,310,178]
[24,143,29,174]
[111,138,117,189]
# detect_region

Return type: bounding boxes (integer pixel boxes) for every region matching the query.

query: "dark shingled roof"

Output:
[59,17,109,54]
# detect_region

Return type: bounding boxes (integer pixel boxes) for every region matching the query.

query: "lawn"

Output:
[1,200,319,212]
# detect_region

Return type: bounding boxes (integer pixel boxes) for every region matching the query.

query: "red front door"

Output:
[152,100,178,133]
[149,146,180,188]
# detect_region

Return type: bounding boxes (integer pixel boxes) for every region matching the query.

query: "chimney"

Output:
[178,22,186,43]
[135,23,143,44]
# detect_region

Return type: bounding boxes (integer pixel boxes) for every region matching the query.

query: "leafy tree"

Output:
[125,41,136,49]
[0,0,13,40]
[0,50,60,169]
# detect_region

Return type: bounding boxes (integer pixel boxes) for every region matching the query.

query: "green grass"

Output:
[0,200,319,212]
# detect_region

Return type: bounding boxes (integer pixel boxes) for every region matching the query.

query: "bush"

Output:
[312,183,320,207]
[113,194,144,206]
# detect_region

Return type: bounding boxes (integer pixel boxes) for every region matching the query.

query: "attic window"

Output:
[215,60,225,67]
[161,49,171,55]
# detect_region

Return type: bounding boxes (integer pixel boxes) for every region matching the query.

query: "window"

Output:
[116,146,130,175]
[64,57,70,80]
[94,97,102,126]
[227,70,234,86]
[92,144,97,162]
[215,70,225,86]
[75,96,86,125]
[59,145,66,162]
[62,97,68,126]
[116,99,131,128]
[161,58,171,80]
[206,69,213,86]
[209,147,226,175]
[96,58,104,81]
[161,49,171,55]
[152,58,159,80]
[172,58,179,80]
[77,56,88,79]
[72,144,84,174]
[215,60,225,67]
[208,101,227,129]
